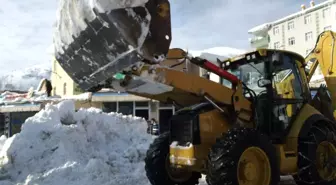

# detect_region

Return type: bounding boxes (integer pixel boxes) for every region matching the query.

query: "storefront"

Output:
[0,104,41,137]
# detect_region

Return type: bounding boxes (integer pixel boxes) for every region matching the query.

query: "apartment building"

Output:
[248,0,336,78]
[249,0,336,55]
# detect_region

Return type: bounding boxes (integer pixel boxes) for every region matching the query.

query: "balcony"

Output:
[249,35,270,49]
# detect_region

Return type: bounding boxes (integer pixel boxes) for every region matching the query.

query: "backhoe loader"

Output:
[53,1,336,185]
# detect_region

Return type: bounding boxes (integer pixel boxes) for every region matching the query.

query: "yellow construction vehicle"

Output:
[112,48,336,185]
[53,1,336,185]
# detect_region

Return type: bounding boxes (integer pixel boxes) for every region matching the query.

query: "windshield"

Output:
[221,53,305,99]
[222,62,266,95]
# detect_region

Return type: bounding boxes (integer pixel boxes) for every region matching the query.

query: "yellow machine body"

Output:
[116,49,336,178]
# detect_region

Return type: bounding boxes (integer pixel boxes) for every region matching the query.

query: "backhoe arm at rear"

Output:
[306,31,336,116]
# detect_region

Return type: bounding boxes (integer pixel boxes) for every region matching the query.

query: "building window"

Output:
[288,37,295,46]
[135,101,149,120]
[304,14,312,24]
[324,25,332,31]
[305,32,313,41]
[118,101,134,116]
[274,42,280,49]
[135,101,149,107]
[63,83,67,95]
[273,26,279,35]
[323,7,330,18]
[102,102,117,113]
[288,21,294,30]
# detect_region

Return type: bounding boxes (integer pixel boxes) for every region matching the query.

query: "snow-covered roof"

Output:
[249,0,335,34]
[248,23,272,36]
[0,90,93,112]
[272,0,333,25]
[0,104,41,112]
[188,47,246,65]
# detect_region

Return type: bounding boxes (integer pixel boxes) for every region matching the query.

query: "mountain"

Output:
[0,64,51,91]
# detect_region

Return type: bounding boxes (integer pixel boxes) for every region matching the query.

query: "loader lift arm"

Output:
[113,53,253,122]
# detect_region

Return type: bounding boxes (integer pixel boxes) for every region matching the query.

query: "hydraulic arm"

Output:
[305,31,336,117]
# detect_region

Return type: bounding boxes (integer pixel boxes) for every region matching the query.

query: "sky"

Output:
[0,0,326,73]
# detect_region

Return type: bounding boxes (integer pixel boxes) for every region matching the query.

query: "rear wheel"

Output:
[206,127,280,185]
[295,121,336,185]
[144,132,202,185]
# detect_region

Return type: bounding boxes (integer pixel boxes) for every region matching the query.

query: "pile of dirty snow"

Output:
[0,100,154,185]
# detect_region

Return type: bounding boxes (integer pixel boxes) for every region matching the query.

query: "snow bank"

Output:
[0,100,154,185]
[53,0,149,54]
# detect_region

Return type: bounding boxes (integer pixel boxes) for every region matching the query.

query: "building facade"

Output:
[248,0,336,79]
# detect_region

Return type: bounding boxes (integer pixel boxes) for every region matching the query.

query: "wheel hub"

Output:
[316,141,336,181]
[237,147,271,185]
[242,162,257,181]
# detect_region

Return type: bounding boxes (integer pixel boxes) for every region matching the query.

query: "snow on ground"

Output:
[0,100,154,185]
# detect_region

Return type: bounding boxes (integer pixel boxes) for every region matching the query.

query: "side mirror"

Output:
[166,48,188,59]
[258,79,271,87]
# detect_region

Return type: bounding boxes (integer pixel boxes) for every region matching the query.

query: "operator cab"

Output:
[220,49,311,140]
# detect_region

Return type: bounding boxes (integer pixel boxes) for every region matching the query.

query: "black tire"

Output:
[294,121,336,185]
[144,132,202,185]
[206,127,280,185]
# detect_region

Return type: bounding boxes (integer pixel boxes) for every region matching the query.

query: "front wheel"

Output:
[294,121,336,185]
[206,127,280,185]
[144,132,202,185]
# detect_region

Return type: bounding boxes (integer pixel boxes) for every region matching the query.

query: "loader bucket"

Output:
[53,0,172,91]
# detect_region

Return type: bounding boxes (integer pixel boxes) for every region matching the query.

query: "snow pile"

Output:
[53,0,149,54]
[0,100,154,185]
[0,64,51,92]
